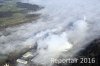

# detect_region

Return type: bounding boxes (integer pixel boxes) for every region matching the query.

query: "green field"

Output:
[0,0,41,28]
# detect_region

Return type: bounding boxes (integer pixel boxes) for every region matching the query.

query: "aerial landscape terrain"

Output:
[0,0,100,66]
[0,0,43,28]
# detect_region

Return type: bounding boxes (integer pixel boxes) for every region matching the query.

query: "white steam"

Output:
[32,32,73,65]
[31,16,88,65]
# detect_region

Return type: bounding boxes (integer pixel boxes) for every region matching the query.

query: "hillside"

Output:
[0,0,43,28]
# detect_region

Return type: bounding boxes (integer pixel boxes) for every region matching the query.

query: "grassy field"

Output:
[0,0,41,28]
